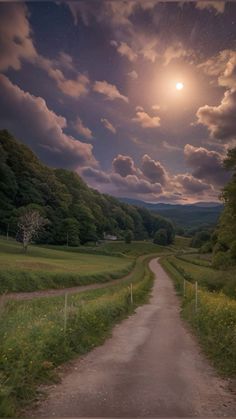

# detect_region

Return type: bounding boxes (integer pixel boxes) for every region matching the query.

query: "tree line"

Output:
[0,130,175,247]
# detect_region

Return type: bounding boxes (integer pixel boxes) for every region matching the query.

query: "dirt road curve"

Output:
[31,258,236,417]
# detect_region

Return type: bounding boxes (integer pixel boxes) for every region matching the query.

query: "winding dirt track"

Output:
[31,258,236,417]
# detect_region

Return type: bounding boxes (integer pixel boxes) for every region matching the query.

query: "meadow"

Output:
[165,253,236,298]
[0,254,154,416]
[161,257,236,377]
[0,238,136,293]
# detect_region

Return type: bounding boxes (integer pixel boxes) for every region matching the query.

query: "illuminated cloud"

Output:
[127,70,138,79]
[110,40,137,62]
[0,3,36,71]
[133,109,161,128]
[101,118,117,134]
[175,173,213,194]
[93,80,129,103]
[196,1,225,14]
[73,117,93,139]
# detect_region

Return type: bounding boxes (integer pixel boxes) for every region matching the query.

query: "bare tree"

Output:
[17,210,48,253]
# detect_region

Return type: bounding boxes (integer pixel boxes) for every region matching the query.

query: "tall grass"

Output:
[0,256,154,416]
[160,257,236,377]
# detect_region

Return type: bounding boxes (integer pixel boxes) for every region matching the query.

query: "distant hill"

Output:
[119,198,223,230]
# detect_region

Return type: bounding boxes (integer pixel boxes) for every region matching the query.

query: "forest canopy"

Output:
[0,130,175,246]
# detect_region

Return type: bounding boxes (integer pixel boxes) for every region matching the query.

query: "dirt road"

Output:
[31,258,236,417]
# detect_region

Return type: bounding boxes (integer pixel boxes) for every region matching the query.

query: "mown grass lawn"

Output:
[0,238,134,293]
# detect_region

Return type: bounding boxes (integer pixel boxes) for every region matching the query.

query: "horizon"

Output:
[0,1,235,204]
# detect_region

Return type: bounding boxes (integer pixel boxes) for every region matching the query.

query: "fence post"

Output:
[195,281,198,313]
[183,278,186,297]
[130,283,133,304]
[64,292,68,332]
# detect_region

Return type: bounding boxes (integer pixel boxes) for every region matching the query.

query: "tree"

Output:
[58,218,80,246]
[153,229,168,246]
[17,209,48,252]
[124,230,133,244]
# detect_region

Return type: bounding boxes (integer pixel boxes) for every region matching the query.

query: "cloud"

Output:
[0,3,90,99]
[110,40,137,62]
[163,42,190,66]
[112,154,136,177]
[141,154,167,185]
[93,80,129,103]
[81,167,110,184]
[133,109,161,128]
[0,75,96,169]
[73,117,93,139]
[175,174,213,194]
[184,144,230,186]
[199,50,236,89]
[196,89,236,142]
[110,173,163,194]
[196,1,225,14]
[36,56,90,98]
[127,70,138,79]
[0,3,37,71]
[101,118,116,134]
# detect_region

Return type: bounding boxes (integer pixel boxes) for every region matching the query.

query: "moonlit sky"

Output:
[0,1,236,204]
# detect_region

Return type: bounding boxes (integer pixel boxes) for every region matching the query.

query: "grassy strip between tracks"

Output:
[0,254,155,417]
[160,257,236,378]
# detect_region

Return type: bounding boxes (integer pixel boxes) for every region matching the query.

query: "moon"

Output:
[176,82,184,90]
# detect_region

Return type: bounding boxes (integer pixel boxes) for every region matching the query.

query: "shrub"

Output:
[153,229,168,246]
[212,251,232,270]
[230,241,236,261]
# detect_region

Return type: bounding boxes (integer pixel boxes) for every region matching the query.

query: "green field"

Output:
[0,255,154,416]
[0,238,135,293]
[165,254,236,298]
[82,240,171,257]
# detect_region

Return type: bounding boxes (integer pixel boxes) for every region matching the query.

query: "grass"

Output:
[160,257,236,377]
[75,240,171,257]
[0,255,154,416]
[0,238,135,293]
[165,254,236,298]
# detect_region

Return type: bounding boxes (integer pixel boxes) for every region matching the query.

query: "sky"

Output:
[0,0,236,204]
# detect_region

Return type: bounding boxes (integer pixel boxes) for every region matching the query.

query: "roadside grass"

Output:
[160,257,236,377]
[165,254,236,298]
[0,255,155,416]
[75,241,170,257]
[0,238,134,294]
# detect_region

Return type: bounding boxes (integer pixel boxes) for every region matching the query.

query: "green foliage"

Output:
[0,256,154,416]
[124,230,133,244]
[191,230,211,248]
[165,254,236,298]
[161,258,236,376]
[212,146,236,269]
[153,228,168,245]
[212,251,233,270]
[0,131,175,245]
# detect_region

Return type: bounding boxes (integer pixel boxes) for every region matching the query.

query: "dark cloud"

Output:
[81,167,110,183]
[176,174,213,194]
[141,154,167,184]
[184,144,230,186]
[110,173,162,194]
[197,89,236,142]
[112,154,136,177]
[0,75,96,169]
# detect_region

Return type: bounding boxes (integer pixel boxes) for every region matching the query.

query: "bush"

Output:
[200,241,212,254]
[124,230,133,244]
[212,251,232,270]
[153,229,168,246]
